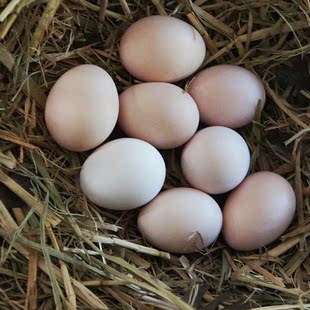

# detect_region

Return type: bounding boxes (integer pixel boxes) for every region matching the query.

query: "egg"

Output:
[188,64,266,128]
[80,138,166,210]
[223,172,296,251]
[118,83,199,149]
[45,64,119,152]
[181,126,250,194]
[119,15,206,82]
[138,187,223,253]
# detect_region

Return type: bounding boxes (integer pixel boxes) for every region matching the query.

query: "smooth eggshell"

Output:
[80,138,166,210]
[189,64,266,128]
[118,83,199,149]
[120,15,206,82]
[45,64,119,152]
[181,126,250,194]
[223,171,296,251]
[138,187,223,253]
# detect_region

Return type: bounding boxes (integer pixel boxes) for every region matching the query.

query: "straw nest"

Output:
[0,0,309,309]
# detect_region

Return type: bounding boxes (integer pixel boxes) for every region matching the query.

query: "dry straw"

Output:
[0,0,309,309]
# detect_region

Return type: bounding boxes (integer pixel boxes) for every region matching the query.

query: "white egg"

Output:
[80,138,166,210]
[181,126,250,194]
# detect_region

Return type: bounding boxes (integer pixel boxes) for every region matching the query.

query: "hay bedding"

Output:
[0,0,309,309]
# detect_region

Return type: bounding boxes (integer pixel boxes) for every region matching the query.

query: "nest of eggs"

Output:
[0,0,309,309]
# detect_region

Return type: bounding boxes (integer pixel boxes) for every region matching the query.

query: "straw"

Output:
[0,0,309,309]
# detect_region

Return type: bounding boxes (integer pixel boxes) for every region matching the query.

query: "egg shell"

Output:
[80,138,166,210]
[45,64,119,152]
[181,126,250,194]
[188,64,266,128]
[138,187,223,253]
[223,171,296,251]
[118,83,199,149]
[120,15,206,82]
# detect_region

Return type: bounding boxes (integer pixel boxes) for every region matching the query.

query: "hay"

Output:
[0,0,309,309]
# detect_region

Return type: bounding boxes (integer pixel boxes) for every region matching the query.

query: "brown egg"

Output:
[223,172,296,251]
[118,83,199,149]
[138,187,223,253]
[120,15,206,82]
[45,64,119,152]
[188,64,266,128]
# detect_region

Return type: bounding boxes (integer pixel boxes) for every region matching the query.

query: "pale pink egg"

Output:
[223,171,296,251]
[188,64,265,128]
[118,83,199,149]
[138,187,222,253]
[45,64,119,152]
[120,15,206,82]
